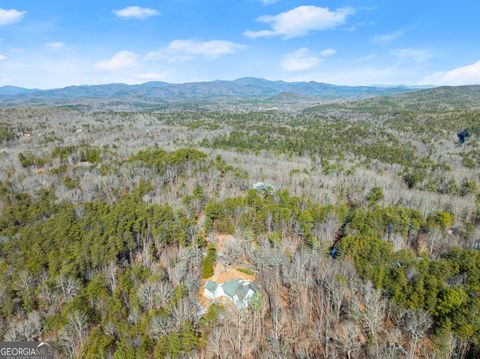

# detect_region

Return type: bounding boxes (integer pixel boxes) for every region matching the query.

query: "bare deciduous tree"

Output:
[57,276,79,301]
[333,321,361,359]
[404,310,432,358]
[60,310,89,357]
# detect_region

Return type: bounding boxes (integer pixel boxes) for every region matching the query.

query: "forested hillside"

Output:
[0,88,479,358]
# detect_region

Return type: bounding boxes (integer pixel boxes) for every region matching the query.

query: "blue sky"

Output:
[0,0,479,88]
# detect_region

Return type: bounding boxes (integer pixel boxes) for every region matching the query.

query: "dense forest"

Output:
[0,87,479,358]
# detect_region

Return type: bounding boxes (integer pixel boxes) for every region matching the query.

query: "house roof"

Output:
[222,279,255,298]
[205,281,218,293]
[252,182,278,191]
[222,279,241,297]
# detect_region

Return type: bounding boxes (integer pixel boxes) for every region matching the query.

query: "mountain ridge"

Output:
[0,77,416,104]
[304,85,480,112]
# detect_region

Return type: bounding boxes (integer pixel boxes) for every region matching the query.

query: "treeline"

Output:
[18,145,104,168]
[403,163,479,197]
[200,121,419,166]
[128,147,207,176]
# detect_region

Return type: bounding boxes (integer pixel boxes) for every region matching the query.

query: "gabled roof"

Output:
[222,279,256,298]
[222,279,242,297]
[205,281,218,293]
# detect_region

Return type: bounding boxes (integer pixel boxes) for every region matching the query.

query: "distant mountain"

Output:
[0,78,416,107]
[305,85,480,113]
[0,86,38,96]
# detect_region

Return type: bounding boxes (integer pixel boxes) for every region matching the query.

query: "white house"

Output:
[204,279,258,309]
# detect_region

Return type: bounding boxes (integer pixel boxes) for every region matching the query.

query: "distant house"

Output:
[252,182,278,192]
[204,279,259,309]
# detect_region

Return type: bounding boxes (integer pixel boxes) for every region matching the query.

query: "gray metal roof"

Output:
[205,280,218,292]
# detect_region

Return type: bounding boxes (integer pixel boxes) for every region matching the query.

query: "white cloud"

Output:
[281,49,321,71]
[3,50,173,88]
[320,48,336,57]
[391,48,432,63]
[281,48,336,72]
[244,6,354,39]
[114,6,159,20]
[0,54,7,61]
[45,42,65,49]
[95,51,138,71]
[419,60,480,86]
[373,30,405,43]
[0,7,26,25]
[146,39,245,61]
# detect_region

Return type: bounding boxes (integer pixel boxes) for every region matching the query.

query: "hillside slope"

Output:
[306,85,480,113]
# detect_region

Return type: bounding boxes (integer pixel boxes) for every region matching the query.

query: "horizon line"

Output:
[0,77,442,91]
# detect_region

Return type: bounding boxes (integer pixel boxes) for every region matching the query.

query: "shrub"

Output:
[430,211,454,231]
[63,176,79,189]
[201,244,216,279]
[367,186,384,204]
[0,124,16,143]
[215,217,235,235]
[460,179,478,196]
[237,267,254,276]
[18,152,46,168]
